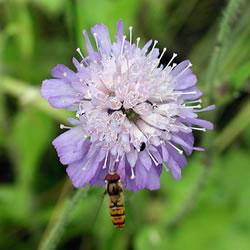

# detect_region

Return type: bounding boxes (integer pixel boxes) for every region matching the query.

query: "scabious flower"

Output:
[41,20,214,191]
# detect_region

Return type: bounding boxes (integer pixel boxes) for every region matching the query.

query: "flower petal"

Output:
[91,24,111,55]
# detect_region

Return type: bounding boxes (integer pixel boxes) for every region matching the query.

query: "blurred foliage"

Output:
[0,0,250,250]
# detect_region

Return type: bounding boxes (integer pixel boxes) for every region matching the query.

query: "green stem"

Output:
[213,100,250,152]
[38,188,88,250]
[205,0,243,99]
[0,76,69,123]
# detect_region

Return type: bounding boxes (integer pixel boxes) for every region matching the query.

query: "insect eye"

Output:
[139,142,146,151]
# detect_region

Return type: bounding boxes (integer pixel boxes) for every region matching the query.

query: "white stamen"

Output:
[149,40,158,56]
[63,72,67,77]
[185,99,202,104]
[172,91,197,96]
[182,104,202,109]
[147,150,159,166]
[176,62,192,78]
[159,48,167,61]
[130,167,135,179]
[136,37,140,48]
[167,53,178,67]
[171,63,177,69]
[120,35,126,56]
[191,127,206,131]
[167,141,183,155]
[93,32,99,51]
[115,155,120,162]
[76,48,84,59]
[60,124,71,130]
[129,26,133,45]
[103,152,109,169]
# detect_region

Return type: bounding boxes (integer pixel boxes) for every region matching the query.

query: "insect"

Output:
[105,172,126,228]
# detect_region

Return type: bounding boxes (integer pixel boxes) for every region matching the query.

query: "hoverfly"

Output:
[104,172,125,228]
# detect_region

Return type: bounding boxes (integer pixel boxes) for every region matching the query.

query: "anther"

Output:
[171,63,177,69]
[166,53,178,67]
[136,37,140,48]
[149,40,158,56]
[60,124,71,130]
[76,48,84,59]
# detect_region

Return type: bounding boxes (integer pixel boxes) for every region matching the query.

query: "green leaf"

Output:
[10,107,55,190]
[32,0,66,14]
[230,61,250,90]
[135,226,171,250]
[0,185,32,222]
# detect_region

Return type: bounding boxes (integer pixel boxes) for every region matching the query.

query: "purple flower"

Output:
[41,20,215,191]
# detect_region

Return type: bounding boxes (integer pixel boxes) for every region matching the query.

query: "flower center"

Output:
[122,108,139,122]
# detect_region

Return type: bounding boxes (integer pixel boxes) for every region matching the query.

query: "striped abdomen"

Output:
[105,172,125,228]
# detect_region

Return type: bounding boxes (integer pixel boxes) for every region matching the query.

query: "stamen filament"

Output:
[167,53,177,67]
[167,141,183,155]
[191,127,206,131]
[182,104,202,109]
[149,40,158,56]
[76,48,84,59]
[147,150,159,166]
[175,63,192,78]
[93,33,99,51]
[136,37,140,48]
[120,35,126,56]
[130,166,135,179]
[60,124,71,130]
[129,26,133,45]
[159,48,167,61]
[185,99,202,104]
[103,152,109,169]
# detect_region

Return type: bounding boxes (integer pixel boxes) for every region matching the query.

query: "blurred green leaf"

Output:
[6,3,34,61]
[0,185,32,222]
[135,226,171,250]
[10,107,55,189]
[230,61,250,90]
[32,0,66,14]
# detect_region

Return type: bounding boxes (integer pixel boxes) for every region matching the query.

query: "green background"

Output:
[0,0,249,249]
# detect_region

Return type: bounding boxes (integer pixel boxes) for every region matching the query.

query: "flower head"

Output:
[41,20,215,191]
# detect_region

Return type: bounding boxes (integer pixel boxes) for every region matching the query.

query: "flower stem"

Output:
[205,0,243,99]
[0,75,69,123]
[38,187,88,250]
